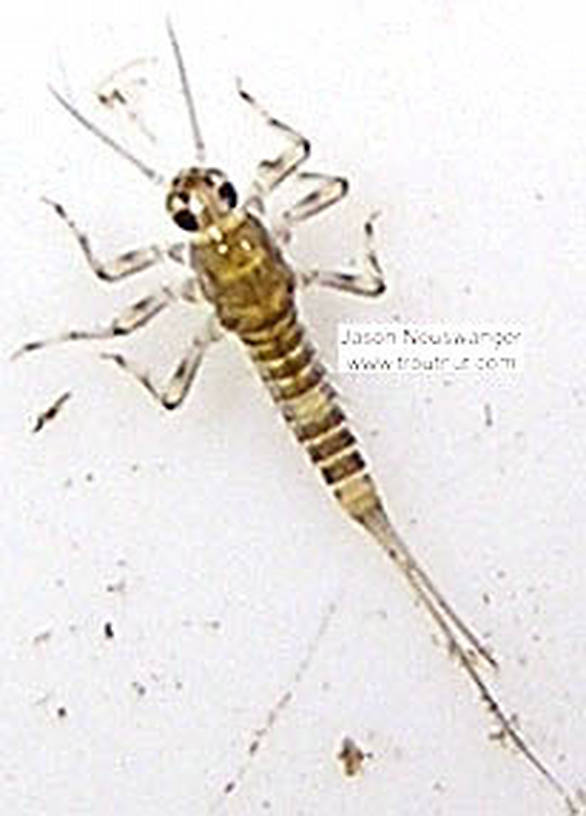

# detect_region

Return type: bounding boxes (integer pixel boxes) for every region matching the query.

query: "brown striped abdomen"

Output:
[241,308,383,524]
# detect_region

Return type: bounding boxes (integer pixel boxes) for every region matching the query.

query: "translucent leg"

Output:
[12,287,177,359]
[237,80,310,209]
[273,171,349,243]
[43,197,188,282]
[101,315,223,410]
[299,213,385,297]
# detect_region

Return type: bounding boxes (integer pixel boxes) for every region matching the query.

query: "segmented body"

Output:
[195,206,380,526]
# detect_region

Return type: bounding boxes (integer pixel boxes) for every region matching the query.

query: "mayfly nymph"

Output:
[14,20,578,814]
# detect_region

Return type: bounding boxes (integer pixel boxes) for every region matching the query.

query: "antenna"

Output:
[166,17,206,163]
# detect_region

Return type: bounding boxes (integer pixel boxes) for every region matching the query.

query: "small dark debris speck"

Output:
[248,739,260,755]
[104,622,114,639]
[32,391,71,433]
[57,706,67,719]
[106,579,126,594]
[204,619,221,631]
[337,736,371,776]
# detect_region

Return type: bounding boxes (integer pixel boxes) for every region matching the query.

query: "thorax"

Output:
[195,211,296,336]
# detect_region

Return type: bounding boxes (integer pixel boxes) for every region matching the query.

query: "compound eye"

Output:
[174,209,199,232]
[218,180,238,209]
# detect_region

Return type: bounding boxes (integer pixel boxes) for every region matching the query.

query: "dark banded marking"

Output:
[259,341,315,380]
[333,472,382,520]
[287,402,345,443]
[264,360,325,402]
[245,316,382,523]
[320,449,366,485]
[248,327,304,361]
[306,426,356,464]
[242,310,301,357]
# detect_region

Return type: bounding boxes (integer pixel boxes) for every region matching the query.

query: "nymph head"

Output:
[166,167,238,233]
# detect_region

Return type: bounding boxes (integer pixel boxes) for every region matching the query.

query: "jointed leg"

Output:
[298,212,385,297]
[12,286,178,359]
[237,80,310,209]
[273,171,349,244]
[43,197,189,281]
[101,314,223,410]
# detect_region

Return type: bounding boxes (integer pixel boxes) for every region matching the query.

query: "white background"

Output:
[1,1,586,814]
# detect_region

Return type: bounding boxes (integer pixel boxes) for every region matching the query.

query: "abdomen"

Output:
[240,308,383,523]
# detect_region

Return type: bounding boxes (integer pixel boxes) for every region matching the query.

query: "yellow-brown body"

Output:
[194,205,383,526]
